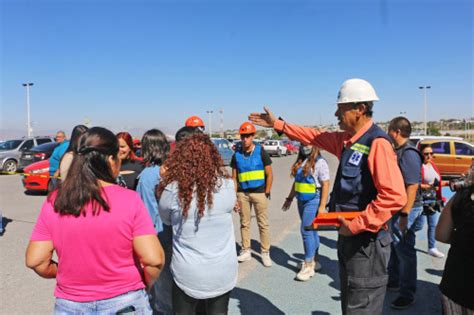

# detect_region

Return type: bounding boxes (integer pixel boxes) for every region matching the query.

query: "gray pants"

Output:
[337,231,392,315]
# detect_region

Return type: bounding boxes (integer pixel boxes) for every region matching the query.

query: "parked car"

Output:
[22,159,50,192]
[0,136,54,174]
[232,140,242,151]
[282,140,298,155]
[211,138,234,166]
[417,139,473,177]
[263,140,288,157]
[18,142,59,171]
[409,135,463,148]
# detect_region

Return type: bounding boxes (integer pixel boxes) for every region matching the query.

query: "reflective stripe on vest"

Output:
[295,182,316,193]
[238,170,265,183]
[295,164,317,201]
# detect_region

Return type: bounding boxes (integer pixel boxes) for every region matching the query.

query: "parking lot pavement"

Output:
[0,153,449,314]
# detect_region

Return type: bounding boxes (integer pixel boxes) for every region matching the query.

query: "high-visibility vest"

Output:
[235,144,265,190]
[295,163,318,201]
[330,124,391,212]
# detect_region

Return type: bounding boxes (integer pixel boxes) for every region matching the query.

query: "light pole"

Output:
[219,109,224,138]
[419,86,431,135]
[22,83,34,137]
[206,110,213,137]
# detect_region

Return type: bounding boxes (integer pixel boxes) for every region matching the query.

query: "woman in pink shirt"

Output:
[26,127,164,314]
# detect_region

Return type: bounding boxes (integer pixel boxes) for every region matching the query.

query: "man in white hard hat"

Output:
[249,78,407,314]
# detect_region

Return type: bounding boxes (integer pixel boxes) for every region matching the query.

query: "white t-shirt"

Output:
[302,157,330,188]
[422,163,440,185]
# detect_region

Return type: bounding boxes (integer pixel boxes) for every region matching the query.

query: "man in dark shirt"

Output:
[231,122,273,267]
[387,117,424,309]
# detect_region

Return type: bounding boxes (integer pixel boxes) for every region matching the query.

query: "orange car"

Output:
[418,139,473,177]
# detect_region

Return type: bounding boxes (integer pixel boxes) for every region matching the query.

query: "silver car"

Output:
[0,137,54,173]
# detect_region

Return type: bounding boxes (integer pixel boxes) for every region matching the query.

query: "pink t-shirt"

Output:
[30,185,156,302]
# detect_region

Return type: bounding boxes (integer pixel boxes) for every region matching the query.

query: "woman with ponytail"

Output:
[282,145,330,281]
[26,127,164,314]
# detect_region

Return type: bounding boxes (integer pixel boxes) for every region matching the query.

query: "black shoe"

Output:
[391,296,415,309]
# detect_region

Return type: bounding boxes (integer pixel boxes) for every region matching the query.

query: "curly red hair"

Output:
[157,133,229,218]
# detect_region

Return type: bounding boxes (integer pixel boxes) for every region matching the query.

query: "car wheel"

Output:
[3,159,17,173]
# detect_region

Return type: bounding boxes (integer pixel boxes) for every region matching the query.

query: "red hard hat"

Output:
[239,122,256,135]
[185,116,205,128]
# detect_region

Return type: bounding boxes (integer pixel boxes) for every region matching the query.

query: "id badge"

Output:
[349,151,363,166]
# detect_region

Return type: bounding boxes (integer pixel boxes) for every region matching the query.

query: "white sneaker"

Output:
[261,252,272,267]
[428,248,445,258]
[297,260,322,272]
[296,262,315,281]
[237,249,251,262]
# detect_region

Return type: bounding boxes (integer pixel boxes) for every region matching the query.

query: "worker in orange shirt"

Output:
[249,78,407,314]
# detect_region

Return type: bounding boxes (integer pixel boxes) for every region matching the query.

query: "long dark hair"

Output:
[157,133,229,218]
[65,125,89,153]
[141,129,169,166]
[52,127,120,217]
[291,146,321,178]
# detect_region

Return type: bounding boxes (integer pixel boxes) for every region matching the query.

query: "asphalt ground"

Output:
[0,153,450,314]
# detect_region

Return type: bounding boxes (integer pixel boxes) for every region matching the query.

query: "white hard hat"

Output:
[336,78,379,104]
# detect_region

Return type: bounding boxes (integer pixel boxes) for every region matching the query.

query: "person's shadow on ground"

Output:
[231,287,284,315]
[383,279,442,314]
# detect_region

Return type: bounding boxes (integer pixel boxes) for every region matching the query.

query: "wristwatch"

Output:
[399,212,408,217]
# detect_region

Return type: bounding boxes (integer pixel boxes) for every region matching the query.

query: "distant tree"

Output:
[428,125,441,136]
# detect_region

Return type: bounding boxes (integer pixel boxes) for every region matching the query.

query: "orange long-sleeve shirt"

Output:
[274,119,407,234]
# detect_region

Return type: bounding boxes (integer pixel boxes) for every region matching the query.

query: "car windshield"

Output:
[0,140,23,151]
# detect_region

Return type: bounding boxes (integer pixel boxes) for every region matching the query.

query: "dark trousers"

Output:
[337,230,392,314]
[172,281,231,315]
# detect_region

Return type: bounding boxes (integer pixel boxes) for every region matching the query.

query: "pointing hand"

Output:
[248,106,277,128]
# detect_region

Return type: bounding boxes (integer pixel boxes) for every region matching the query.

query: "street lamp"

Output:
[22,83,34,137]
[419,86,431,135]
[206,110,214,137]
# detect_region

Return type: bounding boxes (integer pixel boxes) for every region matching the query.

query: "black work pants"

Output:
[172,280,231,315]
[337,230,392,315]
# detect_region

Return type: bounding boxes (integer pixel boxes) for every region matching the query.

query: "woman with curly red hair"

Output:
[116,132,144,190]
[157,133,237,314]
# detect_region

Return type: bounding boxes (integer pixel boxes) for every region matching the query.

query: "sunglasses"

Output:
[423,152,433,156]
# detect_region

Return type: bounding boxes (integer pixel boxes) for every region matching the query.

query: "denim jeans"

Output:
[388,206,424,300]
[297,195,321,262]
[54,289,152,315]
[425,211,440,249]
[150,225,173,315]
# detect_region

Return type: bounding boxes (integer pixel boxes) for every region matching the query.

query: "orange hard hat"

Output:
[239,122,256,135]
[185,116,205,128]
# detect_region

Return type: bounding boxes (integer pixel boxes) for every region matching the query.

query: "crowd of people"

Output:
[24,78,473,315]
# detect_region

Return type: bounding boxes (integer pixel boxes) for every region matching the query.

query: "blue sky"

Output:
[1,0,472,137]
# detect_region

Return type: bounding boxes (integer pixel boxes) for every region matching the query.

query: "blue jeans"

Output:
[388,206,424,300]
[425,211,440,249]
[297,196,321,262]
[150,225,173,314]
[54,289,152,314]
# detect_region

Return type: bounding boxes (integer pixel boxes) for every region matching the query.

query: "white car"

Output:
[263,140,288,157]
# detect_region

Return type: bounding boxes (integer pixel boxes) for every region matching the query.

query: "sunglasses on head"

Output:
[423,152,433,156]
